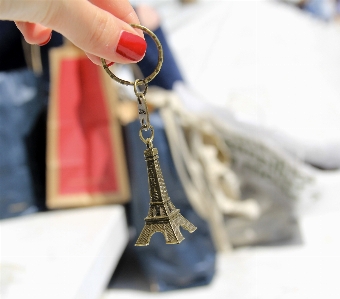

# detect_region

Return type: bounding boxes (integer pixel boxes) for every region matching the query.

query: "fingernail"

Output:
[38,33,52,46]
[116,31,147,61]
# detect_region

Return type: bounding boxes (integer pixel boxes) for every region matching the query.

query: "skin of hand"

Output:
[0,0,146,65]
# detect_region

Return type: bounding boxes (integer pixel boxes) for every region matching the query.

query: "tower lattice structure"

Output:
[135,147,197,246]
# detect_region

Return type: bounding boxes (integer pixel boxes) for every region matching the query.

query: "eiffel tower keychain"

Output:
[101,24,196,246]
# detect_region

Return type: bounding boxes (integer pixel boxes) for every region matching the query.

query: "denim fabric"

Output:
[0,69,47,219]
[137,26,184,90]
[123,112,216,291]
[0,21,27,71]
[0,21,63,219]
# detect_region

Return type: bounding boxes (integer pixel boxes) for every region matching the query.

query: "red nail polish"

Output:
[107,61,115,67]
[116,31,146,61]
[38,33,52,46]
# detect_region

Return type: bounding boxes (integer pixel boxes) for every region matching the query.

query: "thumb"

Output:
[43,0,146,64]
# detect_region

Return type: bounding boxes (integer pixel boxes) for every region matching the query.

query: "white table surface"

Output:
[0,205,129,299]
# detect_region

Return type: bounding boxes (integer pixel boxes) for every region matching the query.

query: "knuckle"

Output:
[35,0,55,25]
[86,12,109,46]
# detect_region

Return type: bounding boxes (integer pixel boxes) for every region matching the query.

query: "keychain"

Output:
[101,24,196,246]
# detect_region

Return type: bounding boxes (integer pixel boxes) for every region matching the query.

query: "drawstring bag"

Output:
[122,110,216,291]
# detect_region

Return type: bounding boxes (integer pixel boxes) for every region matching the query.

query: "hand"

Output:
[0,0,147,65]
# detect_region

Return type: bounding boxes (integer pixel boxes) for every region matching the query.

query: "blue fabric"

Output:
[303,0,335,21]
[0,21,63,219]
[0,69,47,219]
[137,26,184,90]
[0,21,26,71]
[123,113,216,291]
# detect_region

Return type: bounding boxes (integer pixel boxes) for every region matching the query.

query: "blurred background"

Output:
[1,0,340,298]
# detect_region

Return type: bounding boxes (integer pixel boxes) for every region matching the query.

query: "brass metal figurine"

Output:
[135,145,196,246]
[101,24,196,246]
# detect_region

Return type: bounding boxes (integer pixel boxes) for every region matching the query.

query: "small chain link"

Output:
[139,125,154,146]
[133,79,154,146]
[134,79,151,130]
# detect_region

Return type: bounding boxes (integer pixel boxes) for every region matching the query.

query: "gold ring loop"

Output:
[139,125,154,145]
[134,79,148,96]
[101,24,163,86]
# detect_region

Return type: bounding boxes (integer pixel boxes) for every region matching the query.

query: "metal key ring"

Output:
[101,24,163,86]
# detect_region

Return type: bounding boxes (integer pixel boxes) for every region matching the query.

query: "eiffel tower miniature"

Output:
[135,146,197,246]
